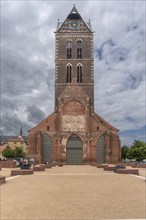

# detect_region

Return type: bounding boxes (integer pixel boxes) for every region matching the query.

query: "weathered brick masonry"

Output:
[0,161,16,168]
[28,6,121,164]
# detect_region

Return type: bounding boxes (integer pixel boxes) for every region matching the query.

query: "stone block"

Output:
[0,161,16,168]
[97,164,108,168]
[104,166,115,171]
[0,176,6,185]
[115,169,139,175]
[40,164,52,169]
[11,170,34,176]
[33,166,45,171]
[131,164,146,168]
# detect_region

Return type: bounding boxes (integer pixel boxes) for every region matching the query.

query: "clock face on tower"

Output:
[69,20,80,29]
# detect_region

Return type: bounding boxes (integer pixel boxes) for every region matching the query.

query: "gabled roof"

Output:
[92,112,119,132]
[0,136,28,142]
[8,138,25,142]
[67,6,82,20]
[56,5,92,32]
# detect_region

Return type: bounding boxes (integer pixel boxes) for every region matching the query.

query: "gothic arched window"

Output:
[66,39,72,59]
[77,63,83,83]
[77,39,82,59]
[66,64,72,83]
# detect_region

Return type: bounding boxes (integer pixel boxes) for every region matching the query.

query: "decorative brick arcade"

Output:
[28,6,121,164]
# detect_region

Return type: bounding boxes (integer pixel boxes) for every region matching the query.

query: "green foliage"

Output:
[2,146,16,158]
[121,145,129,161]
[121,140,146,161]
[15,147,26,158]
[2,146,26,158]
[131,140,146,149]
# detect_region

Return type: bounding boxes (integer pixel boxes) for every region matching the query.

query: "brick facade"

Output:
[28,6,121,164]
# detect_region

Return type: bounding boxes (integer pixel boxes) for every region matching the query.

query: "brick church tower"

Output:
[28,6,121,164]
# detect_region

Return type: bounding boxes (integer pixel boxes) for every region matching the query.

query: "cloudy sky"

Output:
[1,0,145,146]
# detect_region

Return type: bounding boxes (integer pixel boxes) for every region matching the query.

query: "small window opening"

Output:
[77,64,83,83]
[66,39,72,59]
[47,126,49,131]
[66,64,72,83]
[77,48,82,58]
[77,39,82,58]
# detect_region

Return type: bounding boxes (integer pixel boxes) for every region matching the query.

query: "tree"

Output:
[127,140,146,161]
[14,147,26,158]
[2,146,26,159]
[2,146,16,158]
[121,145,129,161]
[131,140,146,148]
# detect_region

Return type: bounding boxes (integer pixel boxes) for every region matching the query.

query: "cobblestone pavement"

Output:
[1,165,146,220]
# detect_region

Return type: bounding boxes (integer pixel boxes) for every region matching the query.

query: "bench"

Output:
[97,164,108,168]
[0,176,6,185]
[40,164,52,169]
[104,166,115,171]
[11,170,34,176]
[33,166,45,171]
[131,164,146,168]
[115,169,139,175]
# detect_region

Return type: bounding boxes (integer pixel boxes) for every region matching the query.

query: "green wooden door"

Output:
[66,135,83,164]
[96,134,105,163]
[42,133,52,163]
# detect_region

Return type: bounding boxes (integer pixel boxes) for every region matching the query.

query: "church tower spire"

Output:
[55,5,94,114]
[28,6,121,165]
[17,126,24,141]
[56,5,92,32]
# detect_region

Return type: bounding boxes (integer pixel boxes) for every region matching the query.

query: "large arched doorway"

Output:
[42,133,52,163]
[96,134,105,163]
[66,134,83,164]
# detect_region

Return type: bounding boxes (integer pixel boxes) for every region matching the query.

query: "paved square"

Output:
[1,165,146,219]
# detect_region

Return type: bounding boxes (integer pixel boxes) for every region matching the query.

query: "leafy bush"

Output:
[121,140,146,161]
[2,146,26,158]
[2,146,16,158]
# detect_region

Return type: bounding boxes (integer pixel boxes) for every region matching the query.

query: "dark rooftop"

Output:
[67,6,82,20]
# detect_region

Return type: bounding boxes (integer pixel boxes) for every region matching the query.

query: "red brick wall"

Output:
[62,100,85,115]
[0,161,16,168]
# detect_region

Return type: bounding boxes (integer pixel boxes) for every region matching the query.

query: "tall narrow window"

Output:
[77,64,83,83]
[77,39,82,58]
[66,64,72,83]
[66,39,72,58]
